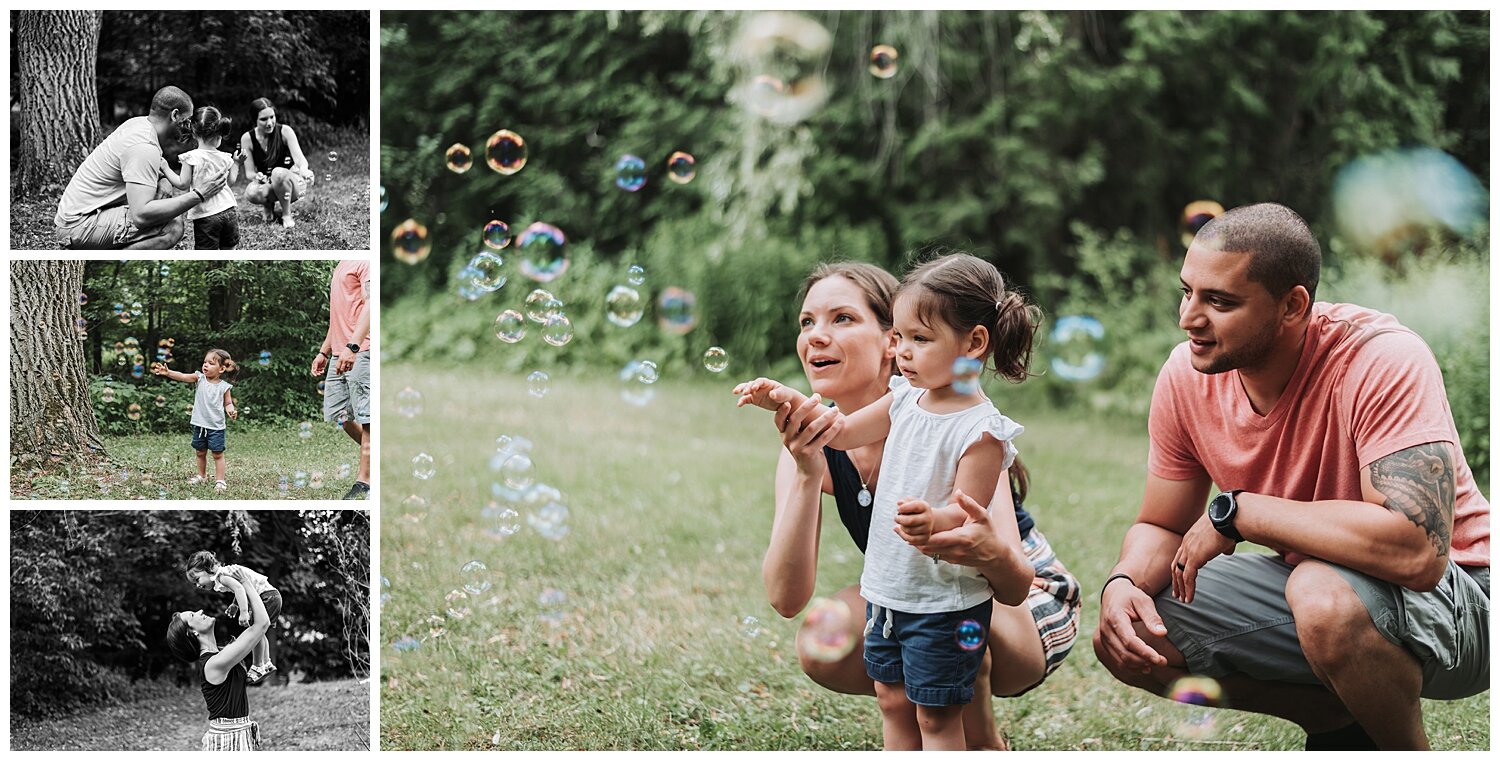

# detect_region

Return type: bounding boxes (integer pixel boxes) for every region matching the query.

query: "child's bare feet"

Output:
[188,475,205,486]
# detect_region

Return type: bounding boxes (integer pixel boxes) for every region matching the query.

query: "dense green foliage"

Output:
[380,10,1488,480]
[11,510,369,720]
[82,259,335,434]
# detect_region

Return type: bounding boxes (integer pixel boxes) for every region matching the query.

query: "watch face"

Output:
[1209,492,1232,522]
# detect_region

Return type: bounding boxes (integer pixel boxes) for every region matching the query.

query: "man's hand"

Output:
[1172,512,1237,603]
[195,165,229,199]
[336,352,355,374]
[311,352,328,377]
[1098,578,1172,674]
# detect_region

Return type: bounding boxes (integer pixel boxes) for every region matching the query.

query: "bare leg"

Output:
[212,451,226,483]
[122,217,185,250]
[270,168,297,228]
[254,635,269,667]
[358,424,371,483]
[196,449,208,478]
[874,680,922,750]
[916,703,966,751]
[1287,561,1429,750]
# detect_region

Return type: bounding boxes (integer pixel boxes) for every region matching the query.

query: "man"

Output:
[314,259,372,500]
[54,85,228,249]
[1094,203,1488,750]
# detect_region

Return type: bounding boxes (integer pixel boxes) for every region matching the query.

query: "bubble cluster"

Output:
[1179,200,1224,248]
[666,151,696,184]
[796,597,855,662]
[517,223,569,283]
[605,285,645,328]
[614,154,647,192]
[392,219,431,264]
[396,387,423,417]
[483,219,511,250]
[412,452,436,480]
[741,615,765,639]
[461,560,492,595]
[525,289,563,324]
[703,346,729,373]
[657,287,698,335]
[486,129,528,175]
[445,143,473,174]
[527,370,550,399]
[494,310,527,343]
[955,619,985,651]
[1048,315,1106,382]
[952,356,982,395]
[869,44,899,78]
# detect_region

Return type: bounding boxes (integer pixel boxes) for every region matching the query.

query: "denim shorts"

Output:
[192,426,227,453]
[864,598,993,706]
[227,589,283,624]
[192,207,240,249]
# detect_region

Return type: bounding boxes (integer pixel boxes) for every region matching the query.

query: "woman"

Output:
[762,262,1081,750]
[240,97,312,230]
[166,566,270,751]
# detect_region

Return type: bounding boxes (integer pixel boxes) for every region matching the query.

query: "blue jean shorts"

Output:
[865,598,993,706]
[192,426,227,453]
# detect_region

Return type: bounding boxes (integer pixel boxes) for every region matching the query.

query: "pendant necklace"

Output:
[853,451,874,507]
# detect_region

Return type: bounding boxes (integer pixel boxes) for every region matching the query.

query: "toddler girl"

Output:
[736,253,1040,750]
[152,349,238,492]
[162,106,240,249]
[185,550,283,683]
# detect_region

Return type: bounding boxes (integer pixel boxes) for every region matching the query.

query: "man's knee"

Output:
[1286,561,1371,673]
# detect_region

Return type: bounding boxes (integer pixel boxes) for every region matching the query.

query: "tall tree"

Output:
[14,11,102,196]
[11,261,105,467]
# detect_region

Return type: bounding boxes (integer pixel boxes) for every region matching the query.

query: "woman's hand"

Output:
[774,393,841,473]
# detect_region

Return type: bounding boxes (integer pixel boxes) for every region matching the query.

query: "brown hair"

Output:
[205,349,238,379]
[250,97,282,163]
[165,615,202,663]
[185,550,218,580]
[799,261,900,376]
[898,253,1041,383]
[1195,202,1321,311]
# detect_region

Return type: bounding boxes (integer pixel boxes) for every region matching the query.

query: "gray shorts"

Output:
[323,351,370,425]
[1155,553,1488,700]
[56,204,169,249]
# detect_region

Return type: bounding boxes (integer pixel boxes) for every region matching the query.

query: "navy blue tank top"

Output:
[824,446,1034,553]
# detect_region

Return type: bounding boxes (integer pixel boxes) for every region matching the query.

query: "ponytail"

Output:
[989,289,1041,383]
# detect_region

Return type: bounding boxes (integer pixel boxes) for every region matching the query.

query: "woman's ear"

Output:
[883,330,897,359]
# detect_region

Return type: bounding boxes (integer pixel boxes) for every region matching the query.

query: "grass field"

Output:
[13,426,368,501]
[378,367,1489,751]
[10,132,369,251]
[11,678,370,751]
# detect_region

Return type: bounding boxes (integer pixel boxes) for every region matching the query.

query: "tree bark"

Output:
[11,261,105,468]
[15,11,103,197]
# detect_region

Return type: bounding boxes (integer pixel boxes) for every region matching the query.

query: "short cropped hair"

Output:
[150,86,193,118]
[1195,202,1321,307]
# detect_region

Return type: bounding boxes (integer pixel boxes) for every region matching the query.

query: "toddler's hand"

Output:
[238,612,251,627]
[150,363,168,376]
[894,498,938,548]
[733,377,793,411]
[226,404,238,421]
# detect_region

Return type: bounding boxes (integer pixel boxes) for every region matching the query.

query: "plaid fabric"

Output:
[203,717,258,751]
[1020,527,1082,676]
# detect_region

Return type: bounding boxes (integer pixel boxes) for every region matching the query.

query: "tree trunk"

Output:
[11,261,105,468]
[207,260,243,331]
[15,11,103,197]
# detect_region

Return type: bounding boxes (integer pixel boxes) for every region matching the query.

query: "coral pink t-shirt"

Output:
[1148,302,1488,567]
[328,260,371,353]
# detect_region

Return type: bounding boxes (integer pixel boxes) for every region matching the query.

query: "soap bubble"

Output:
[796,597,855,662]
[517,222,569,283]
[131,363,145,379]
[952,356,982,395]
[379,577,391,605]
[703,346,729,373]
[412,452,436,480]
[657,287,698,335]
[741,615,764,638]
[666,151,696,184]
[1332,148,1489,252]
[258,350,271,367]
[154,394,166,408]
[527,370,550,399]
[131,301,143,316]
[391,219,431,264]
[445,143,473,173]
[614,154,647,192]
[494,310,527,343]
[379,185,388,213]
[486,504,522,538]
[869,44,899,78]
[402,494,428,511]
[626,264,646,286]
[500,453,535,490]
[605,285,644,328]
[461,560,492,595]
[127,403,142,421]
[101,387,116,404]
[619,360,658,407]
[118,310,132,325]
[541,314,574,347]
[467,251,508,292]
[526,490,570,541]
[159,264,171,278]
[732,12,832,125]
[486,129,528,175]
[79,293,89,306]
[525,289,563,323]
[455,265,488,301]
[396,387,423,417]
[1179,200,1224,248]
[1048,315,1106,382]
[337,463,352,480]
[955,619,985,651]
[483,219,511,250]
[74,318,88,338]
[327,151,339,163]
[538,587,567,626]
[1166,676,1225,740]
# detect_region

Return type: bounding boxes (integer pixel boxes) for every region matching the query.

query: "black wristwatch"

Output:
[1208,489,1246,542]
[345,343,361,354]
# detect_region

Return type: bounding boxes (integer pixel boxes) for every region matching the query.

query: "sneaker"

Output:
[188,475,205,485]
[342,481,370,500]
[215,480,228,493]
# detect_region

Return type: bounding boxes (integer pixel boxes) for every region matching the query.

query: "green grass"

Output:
[378,367,1489,750]
[13,426,367,500]
[11,678,369,751]
[10,131,369,251]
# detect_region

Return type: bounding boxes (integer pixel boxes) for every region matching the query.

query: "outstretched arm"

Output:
[284,126,309,172]
[203,572,269,683]
[734,378,891,451]
[151,364,199,383]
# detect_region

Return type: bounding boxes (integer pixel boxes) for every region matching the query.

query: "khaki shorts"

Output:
[1155,553,1488,700]
[56,204,168,249]
[323,351,370,426]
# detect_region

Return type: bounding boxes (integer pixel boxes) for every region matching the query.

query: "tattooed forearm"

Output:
[1370,443,1456,556]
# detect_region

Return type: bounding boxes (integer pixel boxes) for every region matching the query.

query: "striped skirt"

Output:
[1021,527,1082,679]
[203,717,258,752]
